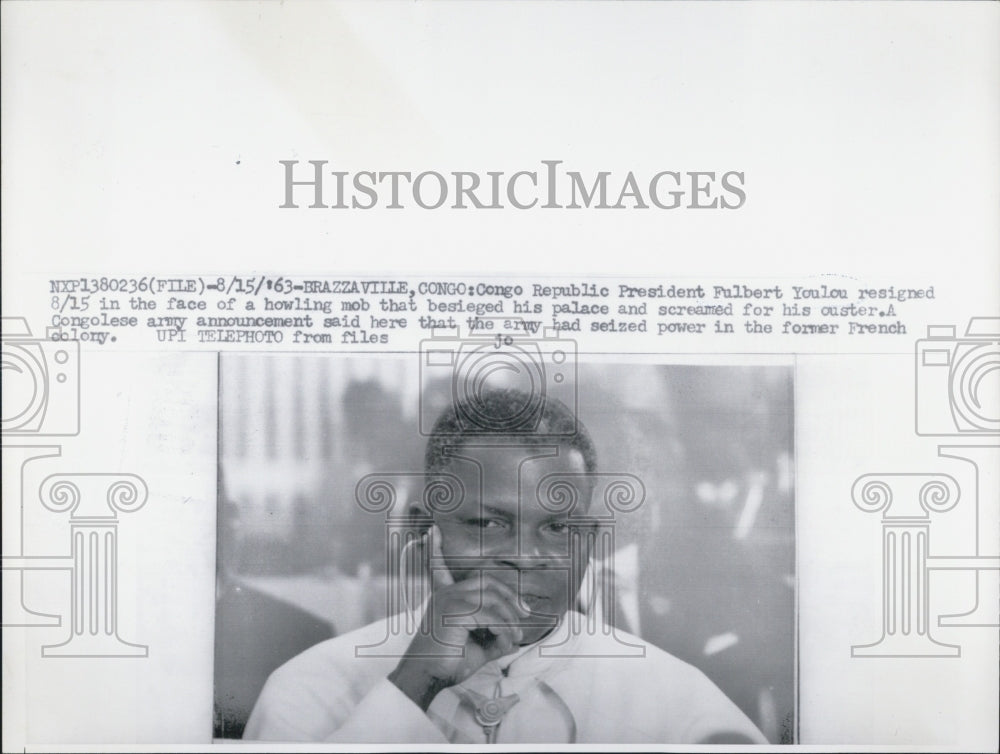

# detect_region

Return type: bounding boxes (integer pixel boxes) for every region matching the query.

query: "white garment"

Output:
[244,611,767,744]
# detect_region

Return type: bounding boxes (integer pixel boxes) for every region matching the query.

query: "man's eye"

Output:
[543,521,571,534]
[468,518,508,530]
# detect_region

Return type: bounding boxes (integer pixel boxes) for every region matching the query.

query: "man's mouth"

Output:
[519,592,550,611]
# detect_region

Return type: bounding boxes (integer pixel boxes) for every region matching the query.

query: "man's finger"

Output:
[478,573,532,617]
[443,573,533,627]
[446,572,529,618]
[478,584,529,634]
[477,605,524,649]
[428,524,455,589]
[488,630,515,658]
[462,603,525,647]
[442,596,525,646]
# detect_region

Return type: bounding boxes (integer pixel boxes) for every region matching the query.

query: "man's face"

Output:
[431,442,594,644]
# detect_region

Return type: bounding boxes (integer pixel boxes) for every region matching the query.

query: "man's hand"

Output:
[388,525,530,711]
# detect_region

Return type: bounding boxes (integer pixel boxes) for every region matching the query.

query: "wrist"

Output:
[388,660,452,712]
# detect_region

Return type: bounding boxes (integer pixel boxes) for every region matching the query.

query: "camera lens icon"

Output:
[1,317,80,436]
[419,324,577,437]
[1,344,49,431]
[950,341,1000,432]
[915,317,1000,436]
[454,343,547,432]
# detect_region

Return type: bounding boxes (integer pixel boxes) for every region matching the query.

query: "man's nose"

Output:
[494,554,551,570]
[490,537,566,567]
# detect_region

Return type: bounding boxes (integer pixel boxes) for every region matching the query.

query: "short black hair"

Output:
[424,387,598,474]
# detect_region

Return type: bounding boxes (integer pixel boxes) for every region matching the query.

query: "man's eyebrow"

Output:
[475,504,516,520]
[540,511,573,524]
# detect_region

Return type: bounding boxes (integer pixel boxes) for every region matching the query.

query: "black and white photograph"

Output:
[3,2,997,750]
[213,348,795,744]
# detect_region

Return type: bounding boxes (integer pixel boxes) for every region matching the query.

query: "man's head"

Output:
[418,388,598,643]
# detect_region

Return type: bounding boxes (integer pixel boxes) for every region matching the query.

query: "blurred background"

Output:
[214,355,795,742]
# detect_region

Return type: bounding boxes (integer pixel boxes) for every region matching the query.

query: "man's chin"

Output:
[518,608,563,644]
[466,613,561,650]
[517,623,559,647]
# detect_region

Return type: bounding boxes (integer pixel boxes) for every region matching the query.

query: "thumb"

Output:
[429,524,455,589]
